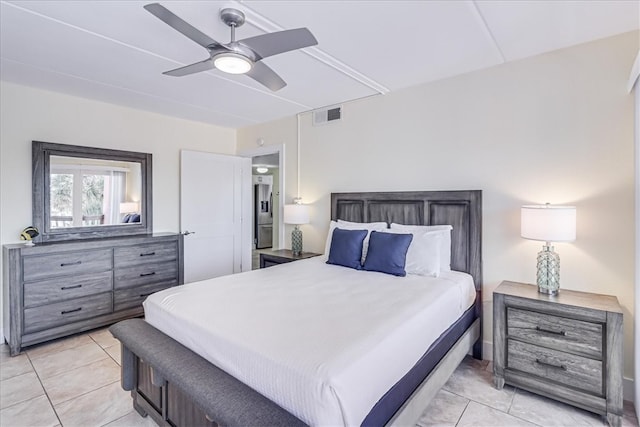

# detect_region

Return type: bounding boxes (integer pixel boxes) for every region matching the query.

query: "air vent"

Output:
[313,105,342,126]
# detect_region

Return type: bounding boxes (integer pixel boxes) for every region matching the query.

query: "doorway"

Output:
[239,145,285,270]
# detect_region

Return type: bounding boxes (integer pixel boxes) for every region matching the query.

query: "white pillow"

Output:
[337,219,388,228]
[390,223,453,271]
[324,220,388,263]
[383,229,441,277]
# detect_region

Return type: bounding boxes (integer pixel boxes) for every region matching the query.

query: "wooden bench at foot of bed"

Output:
[110,316,481,427]
[109,318,307,427]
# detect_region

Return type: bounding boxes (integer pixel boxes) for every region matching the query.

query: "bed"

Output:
[110,190,483,427]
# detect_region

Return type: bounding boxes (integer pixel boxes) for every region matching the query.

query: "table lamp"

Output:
[119,202,139,214]
[521,204,576,295]
[284,199,309,256]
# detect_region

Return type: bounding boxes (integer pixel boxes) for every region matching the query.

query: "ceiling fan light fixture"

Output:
[214,53,252,74]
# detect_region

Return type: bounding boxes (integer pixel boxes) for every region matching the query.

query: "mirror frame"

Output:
[33,141,153,242]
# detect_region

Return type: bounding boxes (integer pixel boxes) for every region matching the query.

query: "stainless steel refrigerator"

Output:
[254,183,273,249]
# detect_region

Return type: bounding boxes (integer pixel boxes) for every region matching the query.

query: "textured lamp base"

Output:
[537,244,560,295]
[291,226,303,256]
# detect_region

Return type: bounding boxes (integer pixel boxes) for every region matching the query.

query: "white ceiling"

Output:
[1,1,638,129]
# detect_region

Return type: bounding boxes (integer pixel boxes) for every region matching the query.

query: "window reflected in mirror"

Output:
[49,155,142,229]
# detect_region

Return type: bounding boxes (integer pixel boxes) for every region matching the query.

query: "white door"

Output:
[181,150,251,283]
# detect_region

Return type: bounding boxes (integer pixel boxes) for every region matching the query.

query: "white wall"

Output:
[239,31,638,394]
[632,49,640,419]
[0,81,236,336]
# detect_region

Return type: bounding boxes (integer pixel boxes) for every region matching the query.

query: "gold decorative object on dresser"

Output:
[3,233,183,356]
[493,281,623,427]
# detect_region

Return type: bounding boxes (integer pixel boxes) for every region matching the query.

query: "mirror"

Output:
[33,141,152,242]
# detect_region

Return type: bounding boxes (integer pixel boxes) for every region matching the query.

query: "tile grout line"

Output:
[454,400,471,427]
[98,409,138,427]
[25,350,64,427]
[33,350,122,407]
[56,380,128,426]
[443,385,546,427]
[0,371,46,410]
[92,331,123,367]
[28,337,112,380]
[21,335,113,426]
[49,379,122,408]
[503,388,547,427]
[48,333,124,425]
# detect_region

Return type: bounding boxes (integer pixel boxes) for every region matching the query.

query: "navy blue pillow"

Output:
[363,231,413,276]
[326,228,368,270]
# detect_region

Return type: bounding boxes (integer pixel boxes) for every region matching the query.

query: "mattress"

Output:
[144,257,476,426]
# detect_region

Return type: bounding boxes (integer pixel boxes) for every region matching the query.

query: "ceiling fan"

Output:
[144,3,318,91]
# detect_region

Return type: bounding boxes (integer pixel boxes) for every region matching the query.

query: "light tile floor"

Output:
[1,330,638,427]
[419,357,639,427]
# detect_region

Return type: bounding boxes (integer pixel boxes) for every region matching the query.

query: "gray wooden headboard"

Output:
[330,190,482,290]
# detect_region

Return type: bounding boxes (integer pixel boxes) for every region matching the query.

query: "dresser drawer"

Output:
[24,271,112,308]
[115,242,177,268]
[114,262,177,289]
[114,281,175,311]
[507,307,603,359]
[23,249,112,282]
[23,292,113,333]
[507,339,603,395]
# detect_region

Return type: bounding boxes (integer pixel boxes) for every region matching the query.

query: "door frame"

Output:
[238,144,285,250]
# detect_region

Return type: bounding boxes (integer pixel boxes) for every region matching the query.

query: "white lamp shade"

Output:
[521,205,576,242]
[120,202,139,214]
[284,204,309,225]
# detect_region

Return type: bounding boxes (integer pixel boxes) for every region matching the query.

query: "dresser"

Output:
[3,233,183,356]
[493,281,623,427]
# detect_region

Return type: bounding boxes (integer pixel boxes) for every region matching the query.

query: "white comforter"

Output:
[144,257,476,426]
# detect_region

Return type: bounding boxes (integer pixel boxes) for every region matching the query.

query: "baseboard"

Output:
[623,377,635,402]
[480,340,635,402]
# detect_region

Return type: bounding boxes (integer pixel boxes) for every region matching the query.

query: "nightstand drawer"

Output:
[508,339,603,395]
[507,307,603,359]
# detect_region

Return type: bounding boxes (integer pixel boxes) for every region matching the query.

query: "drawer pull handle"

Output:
[536,326,566,336]
[139,292,153,298]
[140,272,156,277]
[535,358,567,371]
[61,284,82,290]
[140,252,156,257]
[61,308,82,315]
[60,261,82,267]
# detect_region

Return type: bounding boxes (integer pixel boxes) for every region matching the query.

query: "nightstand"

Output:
[493,281,623,427]
[259,249,321,269]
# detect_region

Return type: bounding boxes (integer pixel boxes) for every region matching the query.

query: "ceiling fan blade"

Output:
[238,28,318,59]
[246,61,286,91]
[163,58,214,77]
[144,3,221,50]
